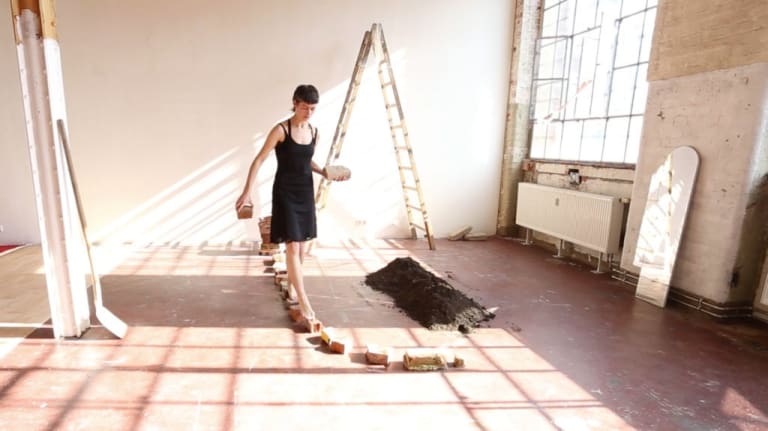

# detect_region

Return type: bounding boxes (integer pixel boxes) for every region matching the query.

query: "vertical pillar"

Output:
[497,0,542,236]
[11,0,89,337]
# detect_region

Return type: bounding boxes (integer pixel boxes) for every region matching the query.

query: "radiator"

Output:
[516,183,624,254]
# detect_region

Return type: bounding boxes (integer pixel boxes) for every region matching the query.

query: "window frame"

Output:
[529,0,658,165]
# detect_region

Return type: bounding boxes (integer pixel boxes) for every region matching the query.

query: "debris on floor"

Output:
[447,225,489,241]
[365,257,495,333]
[464,232,489,241]
[448,225,472,240]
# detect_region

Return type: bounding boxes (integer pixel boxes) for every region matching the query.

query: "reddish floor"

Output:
[1,238,767,430]
[0,245,21,254]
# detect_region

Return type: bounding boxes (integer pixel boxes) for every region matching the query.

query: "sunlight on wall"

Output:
[88,48,418,246]
[92,143,262,245]
[318,48,413,241]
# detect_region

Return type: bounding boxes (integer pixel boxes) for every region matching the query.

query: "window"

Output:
[529,0,657,164]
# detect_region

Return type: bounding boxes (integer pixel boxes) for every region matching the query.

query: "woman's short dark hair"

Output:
[292,84,319,105]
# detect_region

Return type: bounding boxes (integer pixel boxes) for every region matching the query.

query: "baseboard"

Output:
[518,239,758,320]
[753,309,768,323]
[668,288,753,319]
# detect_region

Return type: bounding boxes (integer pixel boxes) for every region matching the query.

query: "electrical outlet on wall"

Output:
[0,224,4,233]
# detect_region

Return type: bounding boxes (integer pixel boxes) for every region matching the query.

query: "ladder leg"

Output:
[372,23,436,250]
[318,24,436,251]
[316,30,372,209]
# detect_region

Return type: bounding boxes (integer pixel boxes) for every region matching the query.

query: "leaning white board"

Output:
[633,146,699,307]
[58,120,128,338]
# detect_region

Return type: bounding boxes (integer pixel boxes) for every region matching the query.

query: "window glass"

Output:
[530,0,657,164]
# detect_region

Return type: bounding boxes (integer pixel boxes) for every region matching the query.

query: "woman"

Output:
[236,84,336,329]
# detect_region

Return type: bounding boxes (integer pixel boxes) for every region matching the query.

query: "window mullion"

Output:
[599,2,622,161]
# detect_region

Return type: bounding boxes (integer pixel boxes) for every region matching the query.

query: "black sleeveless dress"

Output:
[270,120,317,244]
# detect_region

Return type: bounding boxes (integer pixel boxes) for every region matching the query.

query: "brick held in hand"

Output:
[324,165,351,181]
[236,203,253,220]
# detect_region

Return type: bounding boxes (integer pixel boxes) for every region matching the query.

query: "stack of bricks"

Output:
[287,304,323,333]
[269,255,322,334]
[258,216,282,256]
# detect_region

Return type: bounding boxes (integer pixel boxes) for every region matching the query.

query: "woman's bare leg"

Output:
[299,240,310,265]
[285,241,315,320]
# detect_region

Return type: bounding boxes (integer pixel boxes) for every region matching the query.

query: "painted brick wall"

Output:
[649,0,768,81]
[621,63,768,303]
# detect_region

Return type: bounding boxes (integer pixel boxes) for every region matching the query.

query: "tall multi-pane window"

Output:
[530,0,657,164]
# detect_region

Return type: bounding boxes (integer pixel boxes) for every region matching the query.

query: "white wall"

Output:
[0,5,38,245]
[0,0,513,245]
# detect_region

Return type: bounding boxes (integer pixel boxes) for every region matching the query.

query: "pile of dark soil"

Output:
[365,257,495,333]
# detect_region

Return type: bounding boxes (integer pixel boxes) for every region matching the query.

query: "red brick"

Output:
[329,339,349,354]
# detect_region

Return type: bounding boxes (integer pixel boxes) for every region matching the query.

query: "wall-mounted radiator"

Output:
[516,183,624,255]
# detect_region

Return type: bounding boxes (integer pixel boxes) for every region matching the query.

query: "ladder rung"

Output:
[390,124,403,129]
[399,166,413,171]
[406,204,422,211]
[385,103,397,109]
[381,81,393,87]
[395,145,410,151]
[403,185,418,191]
[411,224,426,232]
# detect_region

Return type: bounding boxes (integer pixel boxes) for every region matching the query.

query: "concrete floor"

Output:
[0,238,767,430]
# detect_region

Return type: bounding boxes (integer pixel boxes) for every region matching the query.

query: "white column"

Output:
[11,0,89,338]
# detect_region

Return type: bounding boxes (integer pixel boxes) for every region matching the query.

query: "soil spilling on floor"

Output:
[365,257,495,333]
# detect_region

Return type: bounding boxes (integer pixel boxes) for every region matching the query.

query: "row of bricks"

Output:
[267,251,465,368]
[269,253,323,334]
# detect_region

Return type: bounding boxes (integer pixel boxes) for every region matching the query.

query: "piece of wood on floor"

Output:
[465,232,489,241]
[448,225,472,241]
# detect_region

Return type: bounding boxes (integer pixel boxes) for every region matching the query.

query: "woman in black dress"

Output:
[236,85,334,326]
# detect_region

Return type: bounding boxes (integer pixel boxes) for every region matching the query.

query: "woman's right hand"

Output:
[235,193,251,211]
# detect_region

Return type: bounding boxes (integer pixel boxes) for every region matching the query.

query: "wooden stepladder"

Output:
[316,23,436,250]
